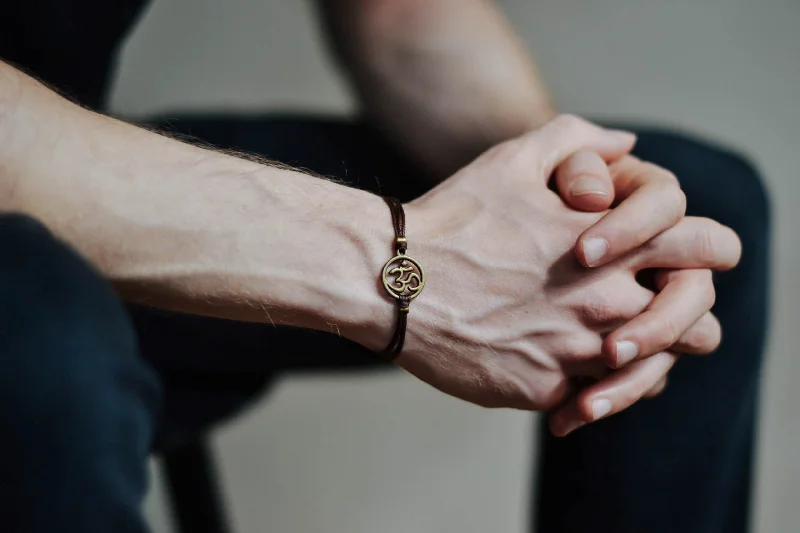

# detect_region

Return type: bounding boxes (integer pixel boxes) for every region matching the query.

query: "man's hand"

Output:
[355,116,739,424]
[547,146,740,434]
[554,149,734,364]
[555,149,693,268]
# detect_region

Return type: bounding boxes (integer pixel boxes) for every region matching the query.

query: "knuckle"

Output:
[637,164,686,218]
[667,185,688,218]
[650,176,686,219]
[617,289,653,321]
[693,223,721,264]
[579,294,627,325]
[559,335,602,363]
[683,322,721,353]
[682,330,706,352]
[660,316,684,347]
[657,167,681,187]
[610,154,639,175]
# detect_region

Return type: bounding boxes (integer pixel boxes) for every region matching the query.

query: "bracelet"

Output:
[379,197,426,360]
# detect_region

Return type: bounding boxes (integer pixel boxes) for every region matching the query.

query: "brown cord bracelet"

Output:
[379,197,425,360]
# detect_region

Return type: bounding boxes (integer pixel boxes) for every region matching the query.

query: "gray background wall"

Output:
[107,1,799,531]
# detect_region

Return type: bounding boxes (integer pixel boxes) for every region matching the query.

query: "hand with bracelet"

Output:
[0,63,737,437]
[319,0,738,434]
[363,115,739,436]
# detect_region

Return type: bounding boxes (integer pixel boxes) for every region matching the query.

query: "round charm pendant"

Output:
[381,254,425,300]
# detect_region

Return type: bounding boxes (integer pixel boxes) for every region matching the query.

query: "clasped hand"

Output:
[397,115,740,436]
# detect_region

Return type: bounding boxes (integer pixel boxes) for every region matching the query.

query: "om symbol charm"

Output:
[377,197,422,359]
[382,253,425,300]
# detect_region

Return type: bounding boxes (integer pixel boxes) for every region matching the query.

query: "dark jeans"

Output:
[0,115,770,533]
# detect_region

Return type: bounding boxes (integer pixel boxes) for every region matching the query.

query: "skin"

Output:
[388,117,738,431]
[315,0,556,178]
[0,0,741,434]
[315,0,737,432]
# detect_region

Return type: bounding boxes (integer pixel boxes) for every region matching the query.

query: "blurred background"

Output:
[108,1,799,531]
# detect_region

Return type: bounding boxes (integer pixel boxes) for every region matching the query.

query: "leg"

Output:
[0,215,161,533]
[535,129,770,533]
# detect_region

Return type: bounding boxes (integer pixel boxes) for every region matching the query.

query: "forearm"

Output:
[0,61,392,344]
[317,0,556,178]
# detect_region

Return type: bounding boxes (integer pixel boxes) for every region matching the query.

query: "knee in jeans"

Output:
[0,214,159,418]
[633,129,770,243]
[0,213,127,327]
[697,146,769,234]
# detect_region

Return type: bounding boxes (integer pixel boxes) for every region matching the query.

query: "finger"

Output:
[672,311,721,355]
[604,269,715,368]
[644,375,668,398]
[575,156,686,267]
[630,217,742,271]
[547,395,585,437]
[555,150,615,212]
[550,351,678,436]
[524,114,637,177]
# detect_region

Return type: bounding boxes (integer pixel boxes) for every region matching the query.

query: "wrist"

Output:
[0,68,423,350]
[306,191,397,351]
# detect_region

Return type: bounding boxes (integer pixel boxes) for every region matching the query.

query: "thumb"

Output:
[554,150,615,212]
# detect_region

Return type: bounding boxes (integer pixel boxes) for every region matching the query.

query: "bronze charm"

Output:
[382,254,425,301]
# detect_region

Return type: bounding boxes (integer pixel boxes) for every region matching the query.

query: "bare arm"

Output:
[0,61,394,343]
[315,0,556,178]
[0,62,737,425]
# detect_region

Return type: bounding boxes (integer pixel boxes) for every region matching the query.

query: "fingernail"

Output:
[615,340,639,366]
[569,176,609,197]
[591,398,613,419]
[582,236,608,266]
